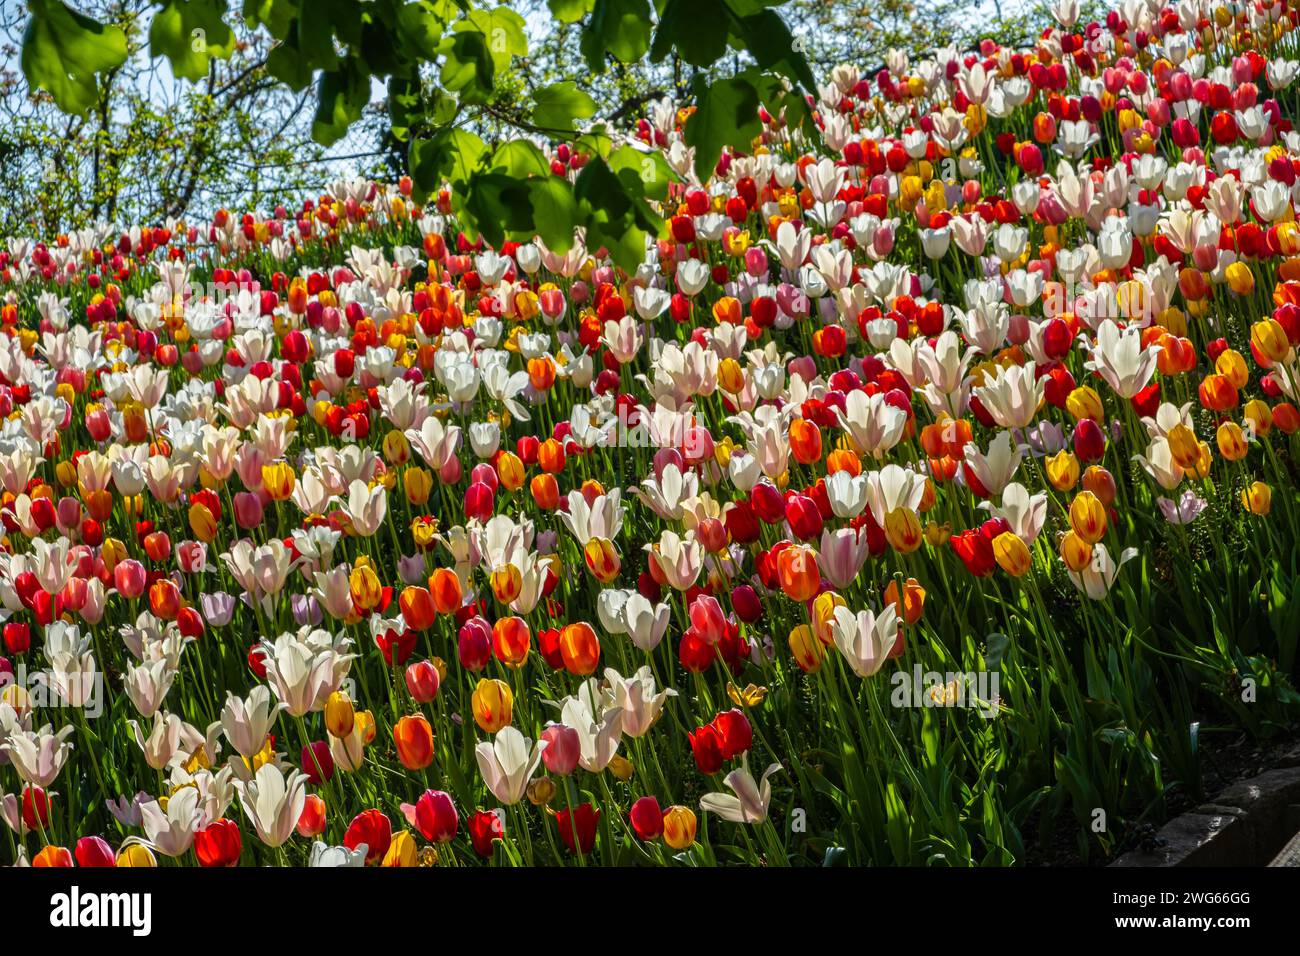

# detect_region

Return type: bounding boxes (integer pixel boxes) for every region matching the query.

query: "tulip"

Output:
[491,616,531,668]
[113,559,147,599]
[1059,530,1093,572]
[559,622,601,676]
[476,725,546,805]
[33,845,74,867]
[117,843,157,867]
[404,466,433,505]
[403,790,459,843]
[232,491,264,529]
[426,567,462,615]
[194,818,243,867]
[325,690,356,738]
[472,678,513,732]
[788,624,825,672]
[468,810,505,857]
[344,809,392,865]
[662,805,697,849]
[556,802,600,855]
[74,835,116,868]
[405,659,441,702]
[1068,491,1107,543]
[261,461,296,501]
[993,532,1032,576]
[629,796,665,841]
[776,544,820,602]
[1242,481,1272,515]
[297,794,327,838]
[394,714,435,770]
[399,585,436,631]
[884,577,926,628]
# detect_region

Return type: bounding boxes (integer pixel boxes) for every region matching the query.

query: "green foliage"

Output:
[22,0,129,114]
[18,0,818,269]
[149,0,236,80]
[1,2,347,237]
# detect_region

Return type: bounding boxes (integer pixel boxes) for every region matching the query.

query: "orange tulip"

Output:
[537,438,566,474]
[776,544,820,602]
[492,616,531,669]
[530,473,560,509]
[148,578,182,620]
[429,568,462,614]
[825,448,861,476]
[789,418,823,465]
[559,622,601,676]
[399,586,437,631]
[394,714,435,770]
[884,577,926,626]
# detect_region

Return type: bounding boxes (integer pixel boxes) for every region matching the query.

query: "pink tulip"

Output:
[113,559,147,600]
[540,724,581,776]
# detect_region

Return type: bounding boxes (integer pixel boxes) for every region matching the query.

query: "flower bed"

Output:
[3,0,1300,867]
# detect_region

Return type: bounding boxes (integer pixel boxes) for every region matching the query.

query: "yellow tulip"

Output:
[1068,491,1107,544]
[993,532,1032,577]
[1045,450,1080,491]
[1242,481,1272,515]
[472,678,513,732]
[663,806,697,850]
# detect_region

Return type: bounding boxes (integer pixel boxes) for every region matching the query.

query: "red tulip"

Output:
[406,790,459,843]
[344,809,391,865]
[555,802,600,855]
[74,835,116,867]
[195,818,242,867]
[630,796,664,841]
[468,809,504,857]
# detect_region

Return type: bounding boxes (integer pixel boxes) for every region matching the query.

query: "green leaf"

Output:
[528,177,578,252]
[454,7,527,70]
[396,0,449,59]
[608,144,676,202]
[731,8,817,93]
[683,73,763,182]
[486,140,552,179]
[532,81,597,135]
[574,156,661,270]
[580,0,651,72]
[650,0,729,67]
[462,172,536,247]
[266,14,341,90]
[149,0,236,81]
[409,127,487,197]
[547,0,594,24]
[438,29,495,101]
[21,0,129,115]
[242,0,297,39]
[311,59,371,146]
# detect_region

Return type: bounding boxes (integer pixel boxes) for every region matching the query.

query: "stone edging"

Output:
[1113,752,1300,867]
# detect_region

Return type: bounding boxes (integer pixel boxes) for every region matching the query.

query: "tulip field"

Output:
[7,0,1300,869]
